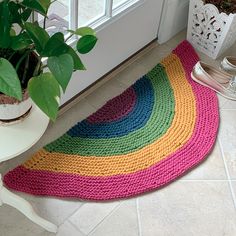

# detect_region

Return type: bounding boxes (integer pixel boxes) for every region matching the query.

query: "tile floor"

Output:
[1,31,236,236]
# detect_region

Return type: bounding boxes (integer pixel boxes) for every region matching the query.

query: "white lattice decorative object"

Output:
[187,0,236,59]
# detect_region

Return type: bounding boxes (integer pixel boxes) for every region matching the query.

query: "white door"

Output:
[43,0,164,104]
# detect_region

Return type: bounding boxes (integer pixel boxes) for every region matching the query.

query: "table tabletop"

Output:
[0,106,49,163]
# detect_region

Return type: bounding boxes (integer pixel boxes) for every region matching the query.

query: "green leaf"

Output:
[25,22,50,54]
[11,32,32,50]
[0,58,22,101]
[66,46,86,70]
[0,1,11,48]
[28,72,60,121]
[48,54,74,92]
[8,2,22,24]
[42,33,85,70]
[21,0,46,15]
[21,8,32,21]
[38,0,51,12]
[10,28,16,36]
[41,32,67,57]
[76,35,97,54]
[50,32,64,42]
[68,27,96,36]
[8,2,32,23]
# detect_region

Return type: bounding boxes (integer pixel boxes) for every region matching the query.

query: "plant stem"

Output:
[43,16,47,29]
[8,51,17,61]
[21,52,30,85]
[51,0,58,5]
[33,57,42,77]
[19,27,24,34]
[41,64,48,70]
[65,34,73,42]
[15,50,31,72]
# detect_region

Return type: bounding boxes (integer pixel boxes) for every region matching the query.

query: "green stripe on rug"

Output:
[45,64,175,156]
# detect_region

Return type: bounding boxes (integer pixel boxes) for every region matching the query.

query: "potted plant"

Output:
[187,0,236,59]
[0,0,97,122]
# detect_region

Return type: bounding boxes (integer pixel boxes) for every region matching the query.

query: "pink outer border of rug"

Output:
[4,41,219,201]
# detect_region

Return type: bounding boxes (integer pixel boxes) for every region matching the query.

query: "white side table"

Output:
[0,106,57,233]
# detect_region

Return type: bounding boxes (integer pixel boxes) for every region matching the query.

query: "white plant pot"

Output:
[187,0,236,59]
[0,91,32,122]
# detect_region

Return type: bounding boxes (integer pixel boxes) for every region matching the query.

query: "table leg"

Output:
[0,174,57,233]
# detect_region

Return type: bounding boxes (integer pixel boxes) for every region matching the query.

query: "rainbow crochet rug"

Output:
[4,41,219,201]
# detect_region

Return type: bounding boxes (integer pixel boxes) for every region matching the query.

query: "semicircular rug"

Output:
[4,41,219,201]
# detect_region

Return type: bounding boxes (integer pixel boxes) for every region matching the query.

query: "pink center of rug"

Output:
[87,87,136,123]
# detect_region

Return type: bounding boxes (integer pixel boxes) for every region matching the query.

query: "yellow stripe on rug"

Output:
[23,54,197,176]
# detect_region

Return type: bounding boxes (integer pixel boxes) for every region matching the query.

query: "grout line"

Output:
[86,202,122,236]
[67,221,86,236]
[220,108,236,111]
[85,100,102,111]
[117,78,136,88]
[218,139,236,208]
[136,198,142,236]
[58,203,85,227]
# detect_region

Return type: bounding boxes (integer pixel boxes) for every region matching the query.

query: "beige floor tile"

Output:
[89,200,139,236]
[138,181,236,236]
[164,30,187,49]
[57,221,85,236]
[113,60,147,87]
[114,45,171,89]
[134,44,171,72]
[0,192,83,233]
[222,42,236,59]
[182,141,227,180]
[220,99,236,110]
[229,181,236,206]
[197,50,221,67]
[69,201,120,235]
[85,79,126,110]
[0,147,41,176]
[218,94,229,109]
[0,205,54,236]
[21,194,83,226]
[218,110,236,179]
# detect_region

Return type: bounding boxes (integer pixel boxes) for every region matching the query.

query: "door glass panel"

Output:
[38,0,70,35]
[78,0,106,26]
[37,0,141,37]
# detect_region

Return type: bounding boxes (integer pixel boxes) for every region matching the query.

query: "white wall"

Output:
[158,0,189,44]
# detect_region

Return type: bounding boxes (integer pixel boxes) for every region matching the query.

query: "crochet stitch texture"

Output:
[4,41,219,201]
